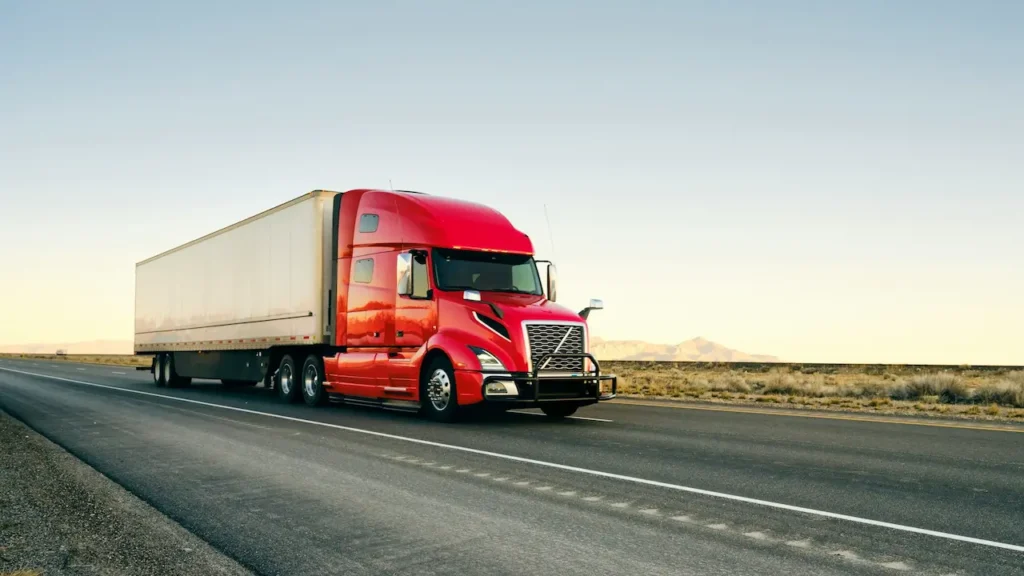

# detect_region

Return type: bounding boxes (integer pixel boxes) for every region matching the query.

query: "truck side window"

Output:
[358,214,379,233]
[354,258,374,283]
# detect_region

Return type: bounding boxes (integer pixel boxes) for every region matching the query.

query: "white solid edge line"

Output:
[2,366,1021,554]
[508,410,613,423]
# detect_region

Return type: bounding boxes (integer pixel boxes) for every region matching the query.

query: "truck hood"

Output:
[465,292,584,324]
[436,291,590,373]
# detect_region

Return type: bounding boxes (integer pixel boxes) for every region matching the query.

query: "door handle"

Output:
[373,332,380,338]
[397,330,404,337]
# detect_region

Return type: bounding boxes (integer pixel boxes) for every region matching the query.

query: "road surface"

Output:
[1,357,1022,575]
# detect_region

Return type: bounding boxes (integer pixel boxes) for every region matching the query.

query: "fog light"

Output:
[485,381,519,397]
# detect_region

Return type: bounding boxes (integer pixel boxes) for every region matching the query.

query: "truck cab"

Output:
[321,189,616,421]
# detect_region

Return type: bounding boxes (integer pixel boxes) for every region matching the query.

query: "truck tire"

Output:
[154,355,167,387]
[276,355,300,403]
[540,403,578,419]
[300,355,330,407]
[421,356,460,423]
[164,354,191,388]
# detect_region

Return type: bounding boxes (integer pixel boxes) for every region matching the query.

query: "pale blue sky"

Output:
[2,1,1022,364]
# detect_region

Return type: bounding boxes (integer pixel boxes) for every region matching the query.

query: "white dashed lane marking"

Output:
[112,371,127,375]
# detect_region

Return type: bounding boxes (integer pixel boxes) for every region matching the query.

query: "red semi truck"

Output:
[134,188,616,421]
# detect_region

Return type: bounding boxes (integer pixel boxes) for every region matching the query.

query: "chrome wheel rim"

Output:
[427,368,451,411]
[161,356,171,383]
[280,363,293,395]
[153,357,161,384]
[303,364,318,398]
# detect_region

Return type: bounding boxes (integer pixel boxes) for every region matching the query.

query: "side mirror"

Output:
[396,253,412,296]
[546,263,558,302]
[579,298,604,320]
[534,260,557,302]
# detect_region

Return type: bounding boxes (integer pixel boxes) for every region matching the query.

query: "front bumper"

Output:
[475,353,618,406]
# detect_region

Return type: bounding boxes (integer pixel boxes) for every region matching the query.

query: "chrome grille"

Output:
[526,324,585,372]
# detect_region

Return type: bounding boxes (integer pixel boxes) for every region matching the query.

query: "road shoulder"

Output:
[0,409,253,576]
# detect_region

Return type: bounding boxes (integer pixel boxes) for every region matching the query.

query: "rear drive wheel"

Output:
[540,403,578,419]
[276,355,300,403]
[421,356,459,423]
[300,355,329,407]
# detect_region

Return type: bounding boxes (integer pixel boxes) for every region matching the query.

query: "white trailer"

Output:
[134,190,340,385]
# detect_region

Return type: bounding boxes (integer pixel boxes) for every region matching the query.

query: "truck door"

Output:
[388,249,438,395]
[345,251,394,346]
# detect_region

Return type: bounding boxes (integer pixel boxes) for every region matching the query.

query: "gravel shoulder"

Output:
[0,409,253,576]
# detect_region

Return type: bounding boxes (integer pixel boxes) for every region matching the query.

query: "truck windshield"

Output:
[433,249,543,295]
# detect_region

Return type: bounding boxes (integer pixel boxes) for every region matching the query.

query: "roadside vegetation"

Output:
[605,361,1024,420]
[5,354,1023,421]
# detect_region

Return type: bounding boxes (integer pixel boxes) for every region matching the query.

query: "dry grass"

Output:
[2,570,44,576]
[606,362,1024,419]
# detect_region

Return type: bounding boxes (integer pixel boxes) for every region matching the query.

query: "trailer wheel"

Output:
[154,355,167,387]
[300,355,329,407]
[540,403,578,419]
[421,356,460,423]
[164,354,191,388]
[276,355,300,403]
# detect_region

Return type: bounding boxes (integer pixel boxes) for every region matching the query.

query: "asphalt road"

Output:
[1,357,1022,576]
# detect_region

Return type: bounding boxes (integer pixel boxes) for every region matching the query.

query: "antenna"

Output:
[389,179,394,191]
[543,204,557,259]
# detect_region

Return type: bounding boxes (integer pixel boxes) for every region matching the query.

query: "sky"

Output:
[1,1,1022,364]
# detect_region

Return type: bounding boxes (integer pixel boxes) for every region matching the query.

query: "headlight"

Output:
[468,346,506,372]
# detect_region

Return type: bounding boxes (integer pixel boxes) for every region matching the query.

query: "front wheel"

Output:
[541,403,579,419]
[421,356,459,423]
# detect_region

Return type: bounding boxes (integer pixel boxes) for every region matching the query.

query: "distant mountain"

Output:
[0,339,133,355]
[590,337,780,363]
